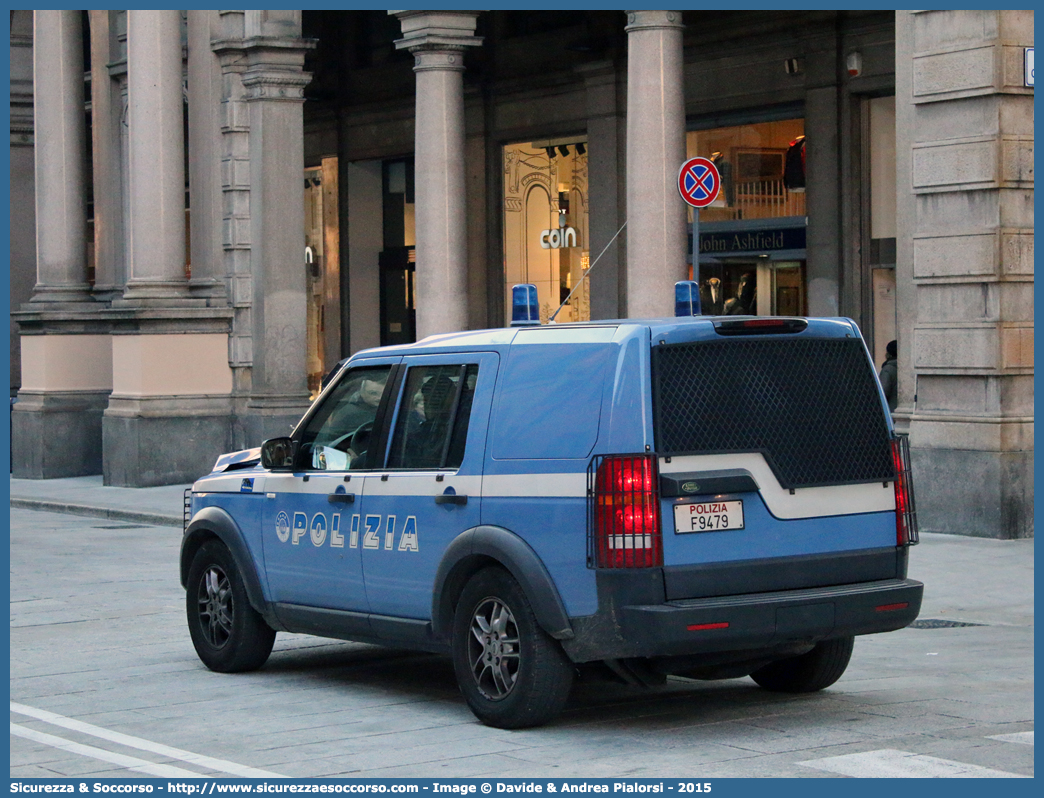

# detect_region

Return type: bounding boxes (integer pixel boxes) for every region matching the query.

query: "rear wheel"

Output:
[452,567,574,729]
[186,540,275,673]
[750,636,854,693]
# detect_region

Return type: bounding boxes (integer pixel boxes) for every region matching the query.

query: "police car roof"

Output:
[347,316,859,361]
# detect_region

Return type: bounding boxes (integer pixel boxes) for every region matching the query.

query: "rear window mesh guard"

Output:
[652,337,895,489]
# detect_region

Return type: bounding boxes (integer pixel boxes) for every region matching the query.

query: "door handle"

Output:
[434,493,468,506]
[327,492,356,504]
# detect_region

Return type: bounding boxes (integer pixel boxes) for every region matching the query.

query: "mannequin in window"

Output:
[724,272,757,316]
[700,276,724,316]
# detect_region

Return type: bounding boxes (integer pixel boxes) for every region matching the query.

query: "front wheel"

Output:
[452,567,574,729]
[749,636,854,693]
[186,540,275,673]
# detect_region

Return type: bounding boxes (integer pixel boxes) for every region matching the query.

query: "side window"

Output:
[296,366,392,471]
[387,364,479,470]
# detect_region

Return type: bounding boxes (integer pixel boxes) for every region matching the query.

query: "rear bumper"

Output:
[562,577,923,663]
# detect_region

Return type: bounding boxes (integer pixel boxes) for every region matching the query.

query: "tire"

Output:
[186,540,275,673]
[750,636,854,693]
[451,567,574,729]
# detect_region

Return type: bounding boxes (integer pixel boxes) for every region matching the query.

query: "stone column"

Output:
[121,10,190,303]
[100,10,237,487]
[210,10,254,407]
[803,53,842,317]
[232,12,315,446]
[12,12,113,479]
[187,10,227,302]
[30,9,91,304]
[895,10,1034,538]
[624,10,686,319]
[106,11,131,298]
[392,10,482,339]
[88,10,126,301]
[10,10,36,391]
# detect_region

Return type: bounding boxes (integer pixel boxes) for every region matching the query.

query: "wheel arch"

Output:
[181,505,281,629]
[432,525,574,643]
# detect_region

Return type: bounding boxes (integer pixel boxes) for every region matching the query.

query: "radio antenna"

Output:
[548,220,627,323]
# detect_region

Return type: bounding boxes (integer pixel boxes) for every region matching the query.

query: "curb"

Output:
[10,498,182,528]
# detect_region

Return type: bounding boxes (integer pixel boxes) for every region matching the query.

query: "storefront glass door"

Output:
[694,260,806,317]
[502,139,590,325]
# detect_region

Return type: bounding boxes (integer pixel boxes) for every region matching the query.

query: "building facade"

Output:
[9,10,1033,538]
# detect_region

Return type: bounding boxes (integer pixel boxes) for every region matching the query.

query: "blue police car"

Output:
[182,283,921,728]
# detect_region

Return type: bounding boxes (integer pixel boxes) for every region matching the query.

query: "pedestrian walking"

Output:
[879,339,898,411]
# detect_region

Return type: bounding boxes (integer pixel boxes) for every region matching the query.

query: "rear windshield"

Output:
[652,337,894,489]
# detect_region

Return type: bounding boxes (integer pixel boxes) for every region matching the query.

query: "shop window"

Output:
[502,139,590,325]
[304,167,325,395]
[686,118,805,222]
[689,117,807,319]
[303,157,342,396]
[380,158,416,347]
[693,261,806,318]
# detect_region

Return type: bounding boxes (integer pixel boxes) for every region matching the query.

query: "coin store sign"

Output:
[540,226,578,249]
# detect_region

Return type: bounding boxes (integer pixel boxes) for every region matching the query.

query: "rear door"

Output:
[651,328,898,595]
[355,352,498,620]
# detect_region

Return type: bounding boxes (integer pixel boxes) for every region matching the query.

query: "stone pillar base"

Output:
[911,446,1033,539]
[102,396,233,487]
[12,391,110,478]
[236,394,312,451]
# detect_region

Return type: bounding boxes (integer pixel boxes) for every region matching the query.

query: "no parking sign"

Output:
[678,157,720,208]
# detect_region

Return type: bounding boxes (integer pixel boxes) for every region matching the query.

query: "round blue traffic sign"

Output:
[678,157,720,208]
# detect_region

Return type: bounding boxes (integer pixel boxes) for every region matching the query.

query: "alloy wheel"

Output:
[197,565,233,649]
[467,597,520,700]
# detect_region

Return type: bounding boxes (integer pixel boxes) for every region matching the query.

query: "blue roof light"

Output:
[674,280,701,317]
[510,283,541,326]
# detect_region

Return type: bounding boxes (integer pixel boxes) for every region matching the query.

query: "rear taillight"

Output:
[891,435,919,546]
[588,454,663,568]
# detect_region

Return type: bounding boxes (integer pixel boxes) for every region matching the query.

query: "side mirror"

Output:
[260,437,295,470]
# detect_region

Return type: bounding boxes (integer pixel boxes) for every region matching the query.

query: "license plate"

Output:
[674,500,744,533]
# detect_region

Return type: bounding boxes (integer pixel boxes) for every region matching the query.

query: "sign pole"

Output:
[692,207,699,286]
[677,156,722,308]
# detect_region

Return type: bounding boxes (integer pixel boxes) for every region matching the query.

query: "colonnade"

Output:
[14,10,313,484]
[15,9,690,485]
[14,10,1033,539]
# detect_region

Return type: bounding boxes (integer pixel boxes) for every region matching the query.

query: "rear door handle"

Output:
[434,494,468,506]
[327,492,356,504]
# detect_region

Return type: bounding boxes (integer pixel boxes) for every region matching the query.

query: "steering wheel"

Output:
[348,422,373,456]
[326,421,373,453]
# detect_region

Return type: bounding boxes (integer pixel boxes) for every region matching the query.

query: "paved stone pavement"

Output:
[9,505,1033,779]
[10,475,188,527]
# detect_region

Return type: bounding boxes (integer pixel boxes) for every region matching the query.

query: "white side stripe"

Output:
[661,453,895,520]
[482,473,586,498]
[11,722,202,778]
[988,731,1034,746]
[11,702,285,778]
[797,749,1029,778]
